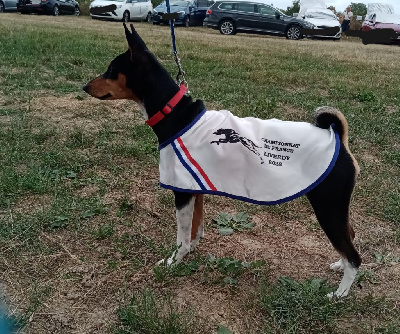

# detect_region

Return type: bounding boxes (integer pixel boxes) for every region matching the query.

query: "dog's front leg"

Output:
[157,192,195,266]
[190,194,204,251]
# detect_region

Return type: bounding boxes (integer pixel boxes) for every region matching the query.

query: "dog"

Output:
[83,24,361,298]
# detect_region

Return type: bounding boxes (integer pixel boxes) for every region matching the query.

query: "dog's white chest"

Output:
[158,110,339,204]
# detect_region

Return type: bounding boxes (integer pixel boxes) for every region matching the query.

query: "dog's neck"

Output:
[124,47,205,144]
[136,62,205,144]
[143,92,205,144]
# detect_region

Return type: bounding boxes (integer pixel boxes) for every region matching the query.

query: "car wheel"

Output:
[219,20,236,35]
[285,25,302,40]
[0,1,5,13]
[144,12,151,22]
[122,11,130,22]
[53,5,59,16]
[74,6,80,16]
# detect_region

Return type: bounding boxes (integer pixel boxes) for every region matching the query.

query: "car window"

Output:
[219,2,237,10]
[256,4,275,15]
[237,2,256,13]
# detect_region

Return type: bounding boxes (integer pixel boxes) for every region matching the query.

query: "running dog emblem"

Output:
[210,128,264,164]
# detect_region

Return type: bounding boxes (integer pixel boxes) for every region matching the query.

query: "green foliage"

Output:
[116,289,200,334]
[206,255,264,285]
[384,191,400,225]
[217,325,234,334]
[153,254,264,286]
[355,269,378,287]
[350,2,367,16]
[282,0,300,16]
[212,212,255,235]
[95,223,115,240]
[259,276,391,334]
[152,0,164,7]
[261,277,342,334]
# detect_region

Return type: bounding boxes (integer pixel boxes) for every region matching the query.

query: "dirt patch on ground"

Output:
[29,94,142,132]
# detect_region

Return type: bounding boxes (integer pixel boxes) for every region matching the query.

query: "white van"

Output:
[89,0,153,22]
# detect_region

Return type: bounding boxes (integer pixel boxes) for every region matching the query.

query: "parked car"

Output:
[0,0,18,12]
[152,0,213,26]
[361,3,400,42]
[204,0,315,39]
[299,9,341,39]
[89,0,153,22]
[17,0,80,15]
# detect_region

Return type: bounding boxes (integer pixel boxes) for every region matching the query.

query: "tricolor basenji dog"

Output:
[83,24,361,298]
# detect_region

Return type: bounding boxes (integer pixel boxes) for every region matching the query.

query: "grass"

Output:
[0,13,399,334]
[116,288,206,334]
[259,276,397,334]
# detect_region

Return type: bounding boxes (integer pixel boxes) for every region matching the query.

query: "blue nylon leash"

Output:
[165,0,188,90]
[166,0,177,53]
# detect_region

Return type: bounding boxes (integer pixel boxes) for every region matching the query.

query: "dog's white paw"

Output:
[330,259,344,271]
[327,288,349,299]
[156,248,188,267]
[156,255,178,267]
[327,292,335,299]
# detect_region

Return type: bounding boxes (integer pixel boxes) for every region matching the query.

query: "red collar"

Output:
[145,84,187,127]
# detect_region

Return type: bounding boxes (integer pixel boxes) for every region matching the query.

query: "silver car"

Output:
[0,0,18,12]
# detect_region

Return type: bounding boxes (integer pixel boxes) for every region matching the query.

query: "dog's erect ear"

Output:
[123,23,148,52]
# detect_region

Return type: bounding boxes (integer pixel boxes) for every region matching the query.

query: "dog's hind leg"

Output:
[329,224,356,271]
[190,194,204,251]
[307,144,361,298]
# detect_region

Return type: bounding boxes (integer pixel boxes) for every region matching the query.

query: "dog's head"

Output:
[83,24,177,109]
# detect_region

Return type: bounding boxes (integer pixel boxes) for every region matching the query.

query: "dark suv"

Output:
[204,0,314,39]
[17,0,80,16]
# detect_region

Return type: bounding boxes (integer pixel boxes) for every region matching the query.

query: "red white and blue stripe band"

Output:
[171,137,217,192]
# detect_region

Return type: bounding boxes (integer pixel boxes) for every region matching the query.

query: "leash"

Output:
[164,0,189,91]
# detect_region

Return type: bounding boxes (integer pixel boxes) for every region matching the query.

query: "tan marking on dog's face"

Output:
[84,73,139,102]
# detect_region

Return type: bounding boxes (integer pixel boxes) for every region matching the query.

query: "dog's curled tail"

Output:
[314,106,349,150]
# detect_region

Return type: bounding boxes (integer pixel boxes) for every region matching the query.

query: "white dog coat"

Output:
[159,109,339,205]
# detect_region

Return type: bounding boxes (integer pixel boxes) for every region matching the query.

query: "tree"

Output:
[349,2,367,16]
[283,0,300,16]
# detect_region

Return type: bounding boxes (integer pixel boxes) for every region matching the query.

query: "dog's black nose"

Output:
[82,84,89,92]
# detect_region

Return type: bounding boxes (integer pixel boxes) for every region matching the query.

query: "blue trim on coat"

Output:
[160,128,340,206]
[158,109,207,150]
[171,141,207,191]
